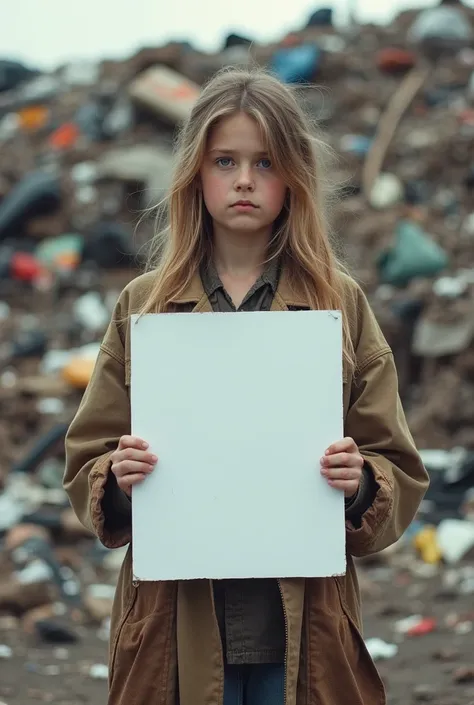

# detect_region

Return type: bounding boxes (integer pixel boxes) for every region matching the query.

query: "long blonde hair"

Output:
[140,67,355,370]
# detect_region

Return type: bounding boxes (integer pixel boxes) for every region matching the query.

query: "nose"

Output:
[234,165,255,192]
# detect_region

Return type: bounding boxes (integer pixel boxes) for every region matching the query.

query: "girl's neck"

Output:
[212,228,270,277]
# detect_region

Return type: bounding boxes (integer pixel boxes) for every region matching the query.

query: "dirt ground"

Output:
[1,565,474,705]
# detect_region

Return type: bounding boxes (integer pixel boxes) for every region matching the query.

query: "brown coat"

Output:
[64,269,429,705]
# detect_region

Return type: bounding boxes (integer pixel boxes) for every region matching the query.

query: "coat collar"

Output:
[169,267,309,309]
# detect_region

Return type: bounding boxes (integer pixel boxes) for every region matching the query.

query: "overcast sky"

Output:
[2,0,473,70]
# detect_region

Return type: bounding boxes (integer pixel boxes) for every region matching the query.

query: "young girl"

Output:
[64,68,429,705]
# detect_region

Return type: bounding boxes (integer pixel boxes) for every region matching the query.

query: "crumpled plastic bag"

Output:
[271,43,321,84]
[0,170,61,240]
[377,220,449,287]
[409,6,473,44]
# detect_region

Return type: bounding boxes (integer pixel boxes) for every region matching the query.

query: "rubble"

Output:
[412,683,437,701]
[453,666,474,684]
[1,1,474,703]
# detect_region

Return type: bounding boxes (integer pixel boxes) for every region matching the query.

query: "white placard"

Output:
[130,310,345,581]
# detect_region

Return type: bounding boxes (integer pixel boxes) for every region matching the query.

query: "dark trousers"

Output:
[223,663,285,705]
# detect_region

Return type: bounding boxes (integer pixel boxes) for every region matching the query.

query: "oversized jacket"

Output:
[64,268,429,705]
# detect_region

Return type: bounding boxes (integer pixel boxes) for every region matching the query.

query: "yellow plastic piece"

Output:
[413,525,442,564]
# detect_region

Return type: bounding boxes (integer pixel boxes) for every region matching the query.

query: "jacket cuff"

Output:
[345,456,393,556]
[102,471,133,518]
[89,452,132,548]
[344,464,378,526]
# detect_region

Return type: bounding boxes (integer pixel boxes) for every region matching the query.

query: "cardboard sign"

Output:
[131,310,345,581]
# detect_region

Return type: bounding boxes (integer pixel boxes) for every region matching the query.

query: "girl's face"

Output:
[200,112,287,239]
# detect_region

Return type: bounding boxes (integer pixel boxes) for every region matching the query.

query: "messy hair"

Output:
[140,67,355,371]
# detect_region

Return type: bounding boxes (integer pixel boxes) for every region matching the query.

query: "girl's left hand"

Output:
[320,437,364,498]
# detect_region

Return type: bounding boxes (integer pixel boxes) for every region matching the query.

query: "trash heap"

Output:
[1,2,474,698]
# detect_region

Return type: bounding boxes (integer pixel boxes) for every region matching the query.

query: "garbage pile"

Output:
[1,1,474,694]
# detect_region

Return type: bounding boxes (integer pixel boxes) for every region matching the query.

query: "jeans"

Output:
[223,663,285,705]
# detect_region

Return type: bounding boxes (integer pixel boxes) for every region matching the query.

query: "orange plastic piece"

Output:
[54,251,81,271]
[18,106,49,132]
[62,357,96,389]
[377,48,416,73]
[49,122,80,150]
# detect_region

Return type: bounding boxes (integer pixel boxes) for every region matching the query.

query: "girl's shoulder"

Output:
[336,270,370,321]
[336,270,392,370]
[114,270,158,316]
[101,271,159,370]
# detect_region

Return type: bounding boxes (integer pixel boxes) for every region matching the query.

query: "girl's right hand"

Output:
[110,435,158,497]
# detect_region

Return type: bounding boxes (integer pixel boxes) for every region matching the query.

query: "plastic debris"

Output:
[406,617,437,637]
[128,65,200,123]
[365,637,398,660]
[437,519,474,565]
[0,171,61,241]
[0,644,13,659]
[394,615,425,634]
[409,6,473,49]
[377,48,417,74]
[413,525,442,565]
[89,663,109,680]
[369,173,404,209]
[271,43,321,84]
[377,220,449,287]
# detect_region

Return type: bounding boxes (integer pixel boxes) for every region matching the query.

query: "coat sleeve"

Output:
[64,301,132,549]
[344,290,430,557]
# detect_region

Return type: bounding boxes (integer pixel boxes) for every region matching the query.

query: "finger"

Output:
[114,447,158,465]
[325,437,357,455]
[322,452,363,468]
[117,473,147,493]
[323,466,361,481]
[119,435,149,450]
[327,479,359,495]
[112,460,156,477]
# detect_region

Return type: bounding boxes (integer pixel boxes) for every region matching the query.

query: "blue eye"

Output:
[216,157,233,167]
[258,158,272,169]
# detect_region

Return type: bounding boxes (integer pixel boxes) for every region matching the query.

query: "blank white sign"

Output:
[130,310,345,581]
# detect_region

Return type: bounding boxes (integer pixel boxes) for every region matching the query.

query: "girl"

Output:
[64,68,429,705]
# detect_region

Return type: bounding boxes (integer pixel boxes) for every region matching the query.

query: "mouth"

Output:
[231,200,258,209]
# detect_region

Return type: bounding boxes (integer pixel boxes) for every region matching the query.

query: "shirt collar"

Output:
[200,257,281,299]
[170,264,309,308]
[200,259,222,298]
